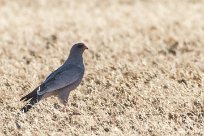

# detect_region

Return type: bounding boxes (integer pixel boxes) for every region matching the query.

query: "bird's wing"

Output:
[38,66,83,95]
[44,66,64,83]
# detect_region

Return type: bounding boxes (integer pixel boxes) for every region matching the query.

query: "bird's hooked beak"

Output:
[83,45,88,50]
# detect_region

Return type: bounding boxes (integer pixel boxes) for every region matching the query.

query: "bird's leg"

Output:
[60,99,81,115]
[61,102,81,115]
[62,100,69,112]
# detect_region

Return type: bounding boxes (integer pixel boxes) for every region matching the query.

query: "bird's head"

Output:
[70,43,88,54]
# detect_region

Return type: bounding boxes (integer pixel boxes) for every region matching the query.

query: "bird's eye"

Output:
[77,44,83,48]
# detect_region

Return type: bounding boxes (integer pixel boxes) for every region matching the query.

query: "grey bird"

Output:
[20,43,88,113]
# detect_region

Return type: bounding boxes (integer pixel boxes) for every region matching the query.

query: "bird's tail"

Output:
[20,86,42,113]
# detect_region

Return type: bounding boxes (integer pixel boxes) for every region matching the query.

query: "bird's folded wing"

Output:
[44,66,63,83]
[38,66,83,95]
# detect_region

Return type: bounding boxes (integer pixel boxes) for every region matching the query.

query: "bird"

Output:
[20,43,88,113]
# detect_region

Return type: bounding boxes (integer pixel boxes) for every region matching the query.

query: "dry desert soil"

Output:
[0,0,204,135]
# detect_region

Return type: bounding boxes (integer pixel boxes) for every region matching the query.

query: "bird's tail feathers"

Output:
[20,86,39,102]
[20,86,42,113]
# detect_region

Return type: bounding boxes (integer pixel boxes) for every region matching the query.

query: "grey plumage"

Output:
[20,43,88,113]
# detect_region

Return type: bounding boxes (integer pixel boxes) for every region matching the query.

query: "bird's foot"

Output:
[60,106,69,112]
[72,111,81,115]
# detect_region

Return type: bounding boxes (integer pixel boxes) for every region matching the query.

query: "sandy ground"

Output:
[0,0,204,135]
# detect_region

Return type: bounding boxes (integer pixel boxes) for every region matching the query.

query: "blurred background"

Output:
[0,0,204,135]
